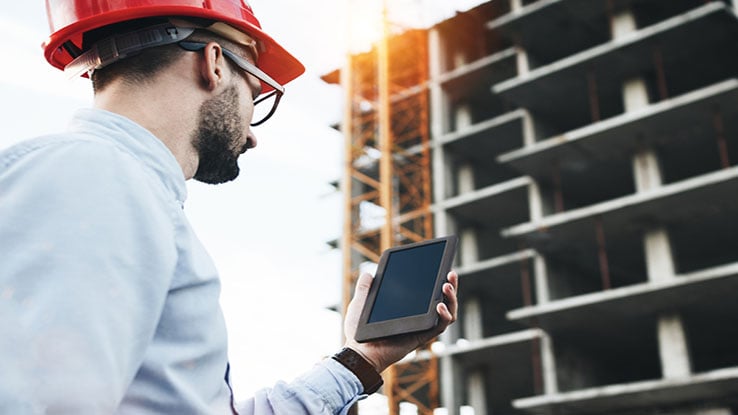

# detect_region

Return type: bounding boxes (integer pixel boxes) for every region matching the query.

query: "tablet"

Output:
[355,235,458,343]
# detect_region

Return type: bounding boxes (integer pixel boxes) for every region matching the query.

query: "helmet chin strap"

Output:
[64,23,195,78]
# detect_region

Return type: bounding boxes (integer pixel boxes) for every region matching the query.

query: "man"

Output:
[0,1,459,414]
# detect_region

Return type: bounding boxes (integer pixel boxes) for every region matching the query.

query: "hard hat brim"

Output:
[43,4,305,90]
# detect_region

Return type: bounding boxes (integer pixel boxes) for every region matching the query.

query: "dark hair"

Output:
[90,44,183,92]
[83,18,183,92]
[84,17,250,93]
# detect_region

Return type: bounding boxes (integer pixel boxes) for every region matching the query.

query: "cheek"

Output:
[240,86,256,122]
[238,89,255,140]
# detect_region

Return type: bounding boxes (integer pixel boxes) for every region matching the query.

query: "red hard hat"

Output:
[43,0,305,87]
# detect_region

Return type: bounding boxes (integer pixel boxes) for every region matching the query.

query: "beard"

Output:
[192,84,249,184]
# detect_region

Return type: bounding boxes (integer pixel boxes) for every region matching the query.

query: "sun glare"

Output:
[346,0,462,53]
[347,0,384,53]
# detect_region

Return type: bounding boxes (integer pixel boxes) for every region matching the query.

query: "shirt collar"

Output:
[69,108,188,205]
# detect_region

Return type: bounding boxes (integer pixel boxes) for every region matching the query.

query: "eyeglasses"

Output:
[179,41,284,126]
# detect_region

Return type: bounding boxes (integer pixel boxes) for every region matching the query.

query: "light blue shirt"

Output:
[0,109,363,414]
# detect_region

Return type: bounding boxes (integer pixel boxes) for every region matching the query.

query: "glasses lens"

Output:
[251,91,281,126]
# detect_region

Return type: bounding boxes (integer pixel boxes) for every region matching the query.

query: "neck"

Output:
[92,67,204,180]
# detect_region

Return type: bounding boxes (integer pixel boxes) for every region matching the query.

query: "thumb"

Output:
[344,272,374,341]
[352,272,373,304]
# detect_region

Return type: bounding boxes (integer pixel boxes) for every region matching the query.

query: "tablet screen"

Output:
[367,240,447,323]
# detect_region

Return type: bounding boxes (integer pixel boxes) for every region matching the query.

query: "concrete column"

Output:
[522,109,536,147]
[462,296,484,341]
[527,180,544,222]
[643,228,675,281]
[428,26,444,81]
[636,159,691,380]
[623,77,649,112]
[452,51,467,69]
[467,370,488,415]
[516,45,530,77]
[433,146,456,203]
[430,26,464,415]
[533,253,550,304]
[540,332,559,394]
[433,152,452,234]
[510,0,524,12]
[633,149,662,191]
[459,228,478,266]
[528,181,552,304]
[455,104,473,131]
[440,355,463,415]
[658,313,691,378]
[428,26,447,137]
[457,163,475,194]
[527,174,557,396]
[610,7,637,39]
[429,26,454,237]
[618,6,692,378]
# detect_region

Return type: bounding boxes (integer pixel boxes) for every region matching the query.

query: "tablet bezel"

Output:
[355,235,458,343]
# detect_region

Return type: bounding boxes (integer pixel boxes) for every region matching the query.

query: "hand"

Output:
[342,270,459,373]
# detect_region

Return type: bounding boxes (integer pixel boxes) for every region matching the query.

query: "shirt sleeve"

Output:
[0,139,178,413]
[235,358,367,415]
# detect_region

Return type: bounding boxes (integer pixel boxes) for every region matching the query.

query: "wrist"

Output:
[332,347,384,394]
[344,341,385,373]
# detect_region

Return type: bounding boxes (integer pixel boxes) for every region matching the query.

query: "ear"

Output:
[199,42,229,91]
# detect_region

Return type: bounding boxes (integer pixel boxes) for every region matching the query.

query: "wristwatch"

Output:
[332,347,384,394]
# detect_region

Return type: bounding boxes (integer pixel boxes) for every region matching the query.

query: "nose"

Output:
[246,130,257,149]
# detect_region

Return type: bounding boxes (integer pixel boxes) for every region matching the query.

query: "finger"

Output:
[443,275,458,322]
[436,302,452,322]
[351,272,373,304]
[344,273,374,342]
[447,270,459,291]
[444,283,457,316]
[355,272,373,291]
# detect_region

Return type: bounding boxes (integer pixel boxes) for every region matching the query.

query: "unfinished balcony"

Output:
[493,2,738,139]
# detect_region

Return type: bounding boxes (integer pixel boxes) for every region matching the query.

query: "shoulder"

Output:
[0,133,177,233]
[0,133,180,275]
[2,133,141,176]
[2,133,164,201]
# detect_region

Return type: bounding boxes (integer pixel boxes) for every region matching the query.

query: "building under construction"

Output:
[323,0,738,414]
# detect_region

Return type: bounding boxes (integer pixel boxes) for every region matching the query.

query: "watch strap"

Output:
[332,347,383,394]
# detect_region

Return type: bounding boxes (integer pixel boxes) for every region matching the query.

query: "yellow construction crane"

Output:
[324,0,438,413]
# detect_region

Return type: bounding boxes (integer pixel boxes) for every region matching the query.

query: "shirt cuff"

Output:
[296,357,368,414]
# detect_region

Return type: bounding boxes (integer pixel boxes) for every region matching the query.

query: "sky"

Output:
[0,0,484,410]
